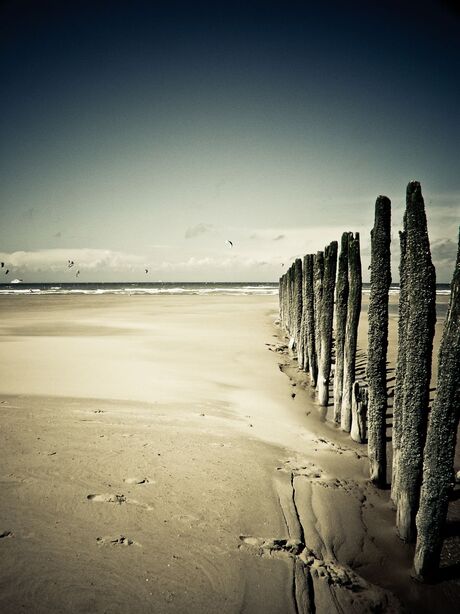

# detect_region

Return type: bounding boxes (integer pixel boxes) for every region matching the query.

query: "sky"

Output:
[0,0,459,282]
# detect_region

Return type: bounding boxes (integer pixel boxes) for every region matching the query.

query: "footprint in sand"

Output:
[239,535,304,557]
[281,458,363,495]
[87,493,127,504]
[87,493,154,511]
[123,477,151,484]
[96,535,138,546]
[280,459,323,479]
[313,437,364,459]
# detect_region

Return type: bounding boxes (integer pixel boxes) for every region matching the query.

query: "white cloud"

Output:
[184,223,215,239]
[153,255,274,272]
[248,225,371,253]
[0,249,144,272]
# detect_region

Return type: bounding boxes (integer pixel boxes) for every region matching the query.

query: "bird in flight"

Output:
[76,270,80,277]
[67,260,74,268]
[145,268,149,274]
[1,262,4,268]
[226,240,233,248]
[5,269,9,275]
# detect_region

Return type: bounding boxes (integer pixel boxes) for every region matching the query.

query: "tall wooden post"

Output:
[317,242,338,406]
[284,272,290,334]
[279,275,284,329]
[414,228,460,579]
[287,265,294,339]
[395,181,436,542]
[304,254,318,387]
[391,230,408,504]
[367,196,392,487]
[298,259,309,372]
[293,258,304,363]
[341,233,362,432]
[333,232,351,423]
[313,251,324,387]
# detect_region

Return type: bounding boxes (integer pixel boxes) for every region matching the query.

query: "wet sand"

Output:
[0,294,458,613]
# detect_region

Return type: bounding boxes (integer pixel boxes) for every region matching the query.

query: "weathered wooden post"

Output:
[350,381,368,443]
[391,230,408,504]
[341,233,362,432]
[285,271,290,334]
[283,272,289,334]
[317,241,338,406]
[298,259,309,372]
[333,232,351,423]
[287,265,294,341]
[304,254,318,387]
[313,251,324,385]
[278,275,284,330]
[282,271,288,334]
[395,181,436,542]
[367,196,392,487]
[293,258,303,358]
[414,228,460,580]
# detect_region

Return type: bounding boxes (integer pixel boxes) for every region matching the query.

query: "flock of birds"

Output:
[64,241,234,278]
[1,239,240,283]
[2,239,286,282]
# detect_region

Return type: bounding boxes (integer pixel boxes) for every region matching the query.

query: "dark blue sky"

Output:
[1,0,459,281]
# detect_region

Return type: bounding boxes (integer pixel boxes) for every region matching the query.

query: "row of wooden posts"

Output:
[278,180,460,581]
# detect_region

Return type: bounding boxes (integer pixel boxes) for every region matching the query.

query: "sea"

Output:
[0,282,452,296]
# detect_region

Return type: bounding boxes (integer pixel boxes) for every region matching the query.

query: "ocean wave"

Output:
[0,284,279,296]
[0,284,450,297]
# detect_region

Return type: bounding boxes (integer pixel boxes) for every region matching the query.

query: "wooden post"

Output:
[283,273,289,334]
[333,232,351,423]
[287,265,294,340]
[414,228,460,580]
[304,254,318,387]
[313,251,324,388]
[298,259,309,372]
[341,233,362,432]
[395,181,436,543]
[278,275,284,330]
[391,230,408,504]
[317,241,338,406]
[350,381,368,443]
[367,196,392,487]
[284,272,290,334]
[284,269,291,337]
[293,258,303,362]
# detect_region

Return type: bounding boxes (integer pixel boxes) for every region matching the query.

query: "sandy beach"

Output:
[0,293,458,613]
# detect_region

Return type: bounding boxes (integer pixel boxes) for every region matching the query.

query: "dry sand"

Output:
[0,294,458,613]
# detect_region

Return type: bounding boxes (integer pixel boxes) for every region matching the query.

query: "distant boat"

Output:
[11,279,23,284]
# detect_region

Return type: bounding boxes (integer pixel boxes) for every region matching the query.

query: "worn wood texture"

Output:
[341,233,362,432]
[333,232,351,423]
[304,254,318,387]
[414,228,460,579]
[313,251,325,390]
[350,381,368,444]
[391,229,408,504]
[317,241,338,406]
[367,196,391,487]
[395,181,436,542]
[293,258,303,354]
[298,258,309,371]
